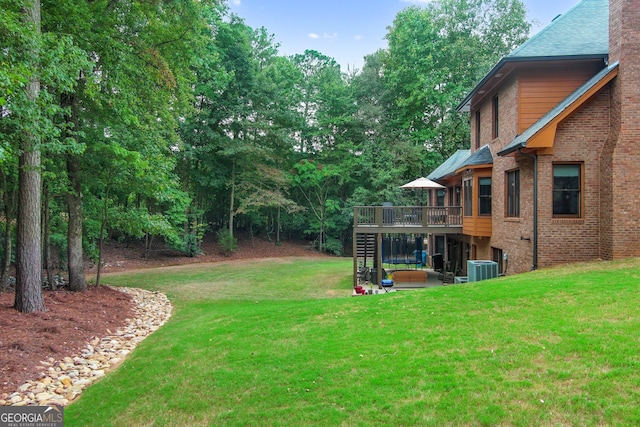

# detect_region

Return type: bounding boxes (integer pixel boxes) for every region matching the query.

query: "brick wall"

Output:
[536,89,611,267]
[472,72,613,273]
[607,0,640,259]
[470,76,536,273]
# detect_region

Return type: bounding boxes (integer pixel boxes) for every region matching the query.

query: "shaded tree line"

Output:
[0,0,529,312]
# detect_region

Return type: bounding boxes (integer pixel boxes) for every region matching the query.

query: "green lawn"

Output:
[66,257,640,426]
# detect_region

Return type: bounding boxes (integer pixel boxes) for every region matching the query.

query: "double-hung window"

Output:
[553,164,582,217]
[478,177,492,215]
[463,179,473,216]
[506,170,520,217]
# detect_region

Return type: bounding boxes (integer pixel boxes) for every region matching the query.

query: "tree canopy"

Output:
[0,0,530,311]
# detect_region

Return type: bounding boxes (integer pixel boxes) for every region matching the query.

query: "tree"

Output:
[38,0,216,289]
[180,17,301,242]
[291,50,346,155]
[290,159,342,254]
[384,0,530,163]
[14,0,45,312]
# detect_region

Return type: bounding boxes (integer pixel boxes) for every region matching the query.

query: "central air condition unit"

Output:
[467,260,499,282]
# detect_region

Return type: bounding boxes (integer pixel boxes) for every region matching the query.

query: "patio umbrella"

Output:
[400,177,445,189]
[401,177,445,206]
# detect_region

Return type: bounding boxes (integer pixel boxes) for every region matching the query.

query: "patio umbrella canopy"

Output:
[401,177,445,206]
[401,177,445,189]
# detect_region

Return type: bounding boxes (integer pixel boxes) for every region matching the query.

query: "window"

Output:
[449,186,462,207]
[475,110,481,148]
[492,95,499,139]
[478,177,492,215]
[553,164,582,217]
[506,169,520,217]
[463,179,473,216]
[436,189,445,207]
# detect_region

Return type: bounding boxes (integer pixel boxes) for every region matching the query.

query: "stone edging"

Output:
[0,287,173,407]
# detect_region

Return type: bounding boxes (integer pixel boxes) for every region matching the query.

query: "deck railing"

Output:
[354,206,462,228]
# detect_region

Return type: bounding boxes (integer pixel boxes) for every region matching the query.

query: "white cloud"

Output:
[308,32,338,40]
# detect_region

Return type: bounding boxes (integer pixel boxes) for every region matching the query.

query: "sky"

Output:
[229,0,581,72]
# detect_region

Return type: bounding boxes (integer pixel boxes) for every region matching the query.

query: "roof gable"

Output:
[498,62,619,156]
[458,0,609,112]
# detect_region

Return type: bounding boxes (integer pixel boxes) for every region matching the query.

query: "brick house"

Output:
[426,0,640,275]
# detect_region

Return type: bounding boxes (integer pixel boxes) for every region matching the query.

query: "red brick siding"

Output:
[471,73,613,273]
[536,89,611,267]
[607,0,640,259]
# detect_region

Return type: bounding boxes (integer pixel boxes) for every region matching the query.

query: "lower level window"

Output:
[553,164,581,217]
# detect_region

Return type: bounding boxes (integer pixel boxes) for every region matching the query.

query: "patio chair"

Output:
[442,261,459,285]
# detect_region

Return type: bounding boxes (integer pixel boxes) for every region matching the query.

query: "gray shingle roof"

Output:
[459,145,493,168]
[427,150,471,181]
[458,0,609,112]
[509,0,608,58]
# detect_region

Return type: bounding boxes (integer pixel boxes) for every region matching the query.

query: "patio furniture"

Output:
[380,279,394,293]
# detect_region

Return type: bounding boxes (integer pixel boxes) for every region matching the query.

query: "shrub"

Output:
[216,229,237,256]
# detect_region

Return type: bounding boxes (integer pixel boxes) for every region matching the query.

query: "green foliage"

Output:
[215,228,237,256]
[183,214,208,257]
[323,236,343,256]
[3,0,532,281]
[383,0,530,161]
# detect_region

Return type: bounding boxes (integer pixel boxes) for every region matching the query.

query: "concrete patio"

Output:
[353,268,447,296]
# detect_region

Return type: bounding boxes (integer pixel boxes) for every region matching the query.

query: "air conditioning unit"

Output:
[467,260,499,282]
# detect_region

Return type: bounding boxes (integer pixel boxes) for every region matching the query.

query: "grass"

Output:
[65,257,640,426]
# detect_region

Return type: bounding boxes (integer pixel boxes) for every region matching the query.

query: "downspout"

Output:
[518,149,538,270]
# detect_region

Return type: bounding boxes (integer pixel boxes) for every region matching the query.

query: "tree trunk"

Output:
[144,233,154,259]
[228,159,236,237]
[43,184,55,290]
[276,206,281,245]
[96,182,110,287]
[0,171,15,292]
[67,154,86,292]
[14,0,45,313]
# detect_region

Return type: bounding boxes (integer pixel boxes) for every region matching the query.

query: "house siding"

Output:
[445,0,640,276]
[518,63,604,133]
[488,75,536,274]
[536,88,611,267]
[472,70,613,273]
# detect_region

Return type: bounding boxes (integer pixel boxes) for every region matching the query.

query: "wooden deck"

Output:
[353,206,463,234]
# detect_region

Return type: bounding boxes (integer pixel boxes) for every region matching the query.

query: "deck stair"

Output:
[356,233,376,260]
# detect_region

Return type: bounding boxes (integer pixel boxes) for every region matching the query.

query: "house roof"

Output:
[457,145,493,170]
[508,0,608,59]
[427,149,471,181]
[457,0,609,112]
[498,61,619,156]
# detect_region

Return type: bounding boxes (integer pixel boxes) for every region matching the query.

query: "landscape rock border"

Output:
[0,287,172,407]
